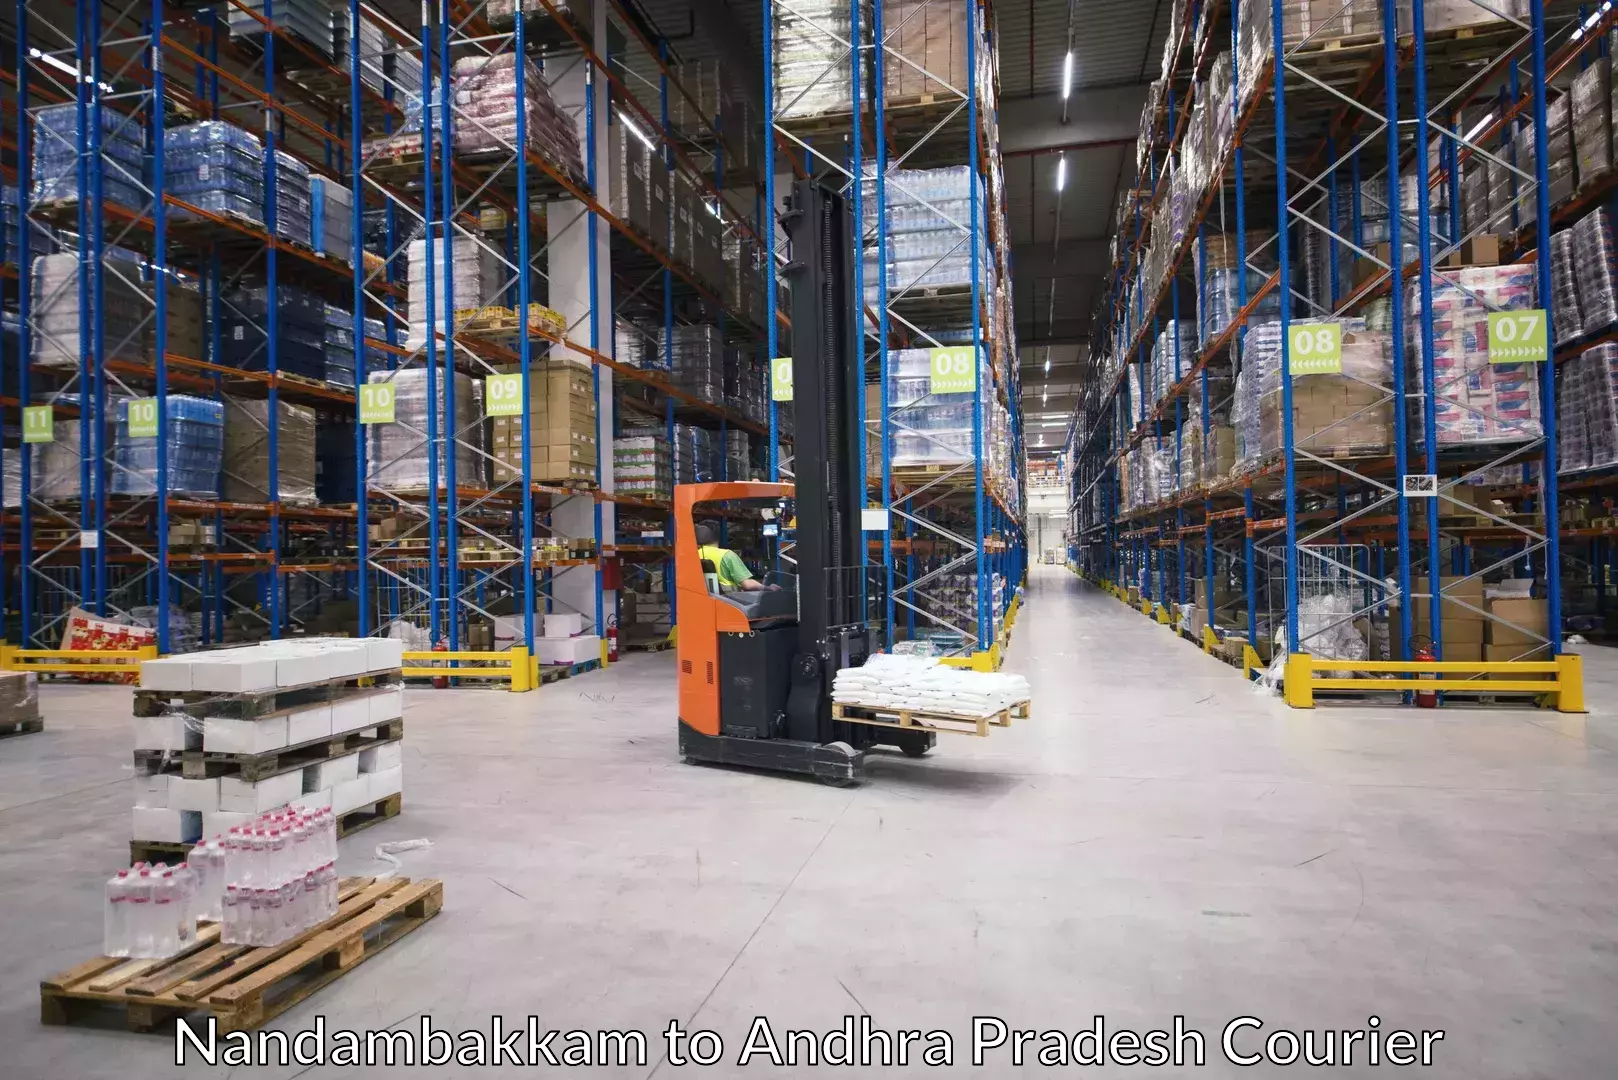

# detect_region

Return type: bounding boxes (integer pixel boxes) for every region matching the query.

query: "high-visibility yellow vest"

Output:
[697,544,747,589]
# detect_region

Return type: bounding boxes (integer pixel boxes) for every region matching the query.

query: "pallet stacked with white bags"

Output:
[830,654,1032,738]
[130,639,407,864]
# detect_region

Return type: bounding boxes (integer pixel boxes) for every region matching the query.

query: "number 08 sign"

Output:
[929,346,976,394]
[1287,322,1342,376]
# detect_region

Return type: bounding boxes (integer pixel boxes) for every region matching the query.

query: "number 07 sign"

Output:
[1487,310,1548,364]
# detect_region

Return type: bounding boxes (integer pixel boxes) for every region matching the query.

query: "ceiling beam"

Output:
[999,83,1151,157]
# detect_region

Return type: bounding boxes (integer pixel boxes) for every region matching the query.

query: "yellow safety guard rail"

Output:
[1283,652,1586,713]
[401,646,532,692]
[0,644,158,676]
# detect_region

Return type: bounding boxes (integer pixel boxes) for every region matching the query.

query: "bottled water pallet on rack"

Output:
[132,718,405,783]
[40,875,441,1034]
[129,794,404,868]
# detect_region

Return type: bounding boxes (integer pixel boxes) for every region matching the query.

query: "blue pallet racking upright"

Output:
[763,0,1027,667]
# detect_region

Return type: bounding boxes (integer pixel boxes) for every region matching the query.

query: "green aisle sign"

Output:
[485,373,524,417]
[1488,310,1549,364]
[126,398,159,438]
[22,405,53,444]
[929,345,976,394]
[1287,322,1342,376]
[771,356,793,402]
[360,383,396,424]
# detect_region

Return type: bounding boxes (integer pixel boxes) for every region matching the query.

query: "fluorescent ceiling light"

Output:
[1044,355,1051,375]
[1061,51,1073,100]
[1056,156,1067,192]
[619,114,657,153]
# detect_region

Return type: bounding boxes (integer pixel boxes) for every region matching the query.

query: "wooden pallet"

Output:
[132,673,400,721]
[129,793,403,866]
[133,720,404,782]
[0,716,44,739]
[537,658,600,684]
[40,875,441,1034]
[831,699,1026,738]
[623,636,673,653]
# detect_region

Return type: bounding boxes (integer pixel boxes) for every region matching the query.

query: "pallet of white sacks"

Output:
[831,699,1029,738]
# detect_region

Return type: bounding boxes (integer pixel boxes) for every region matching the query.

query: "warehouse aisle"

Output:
[4,570,1618,1077]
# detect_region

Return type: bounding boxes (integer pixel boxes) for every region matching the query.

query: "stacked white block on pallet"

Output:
[130,639,407,846]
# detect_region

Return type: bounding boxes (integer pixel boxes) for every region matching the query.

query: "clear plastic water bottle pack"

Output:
[103,806,339,957]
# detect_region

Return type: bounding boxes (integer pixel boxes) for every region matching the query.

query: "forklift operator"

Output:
[695,522,777,592]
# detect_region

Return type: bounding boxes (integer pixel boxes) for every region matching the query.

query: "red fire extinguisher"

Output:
[606,613,619,663]
[432,640,449,689]
[1411,634,1438,708]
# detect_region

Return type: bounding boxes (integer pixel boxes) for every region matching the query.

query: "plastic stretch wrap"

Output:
[1573,208,1618,337]
[1550,229,1583,347]
[226,0,335,58]
[1260,320,1392,459]
[406,236,504,349]
[452,53,584,181]
[614,436,672,502]
[222,282,326,380]
[1559,343,1618,475]
[222,396,317,506]
[367,369,484,491]
[31,104,144,208]
[773,0,872,118]
[1573,58,1613,188]
[1405,263,1543,447]
[112,395,224,498]
[166,122,264,227]
[29,248,147,370]
[664,325,725,405]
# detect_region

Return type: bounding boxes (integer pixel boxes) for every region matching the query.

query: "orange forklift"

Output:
[674,178,934,784]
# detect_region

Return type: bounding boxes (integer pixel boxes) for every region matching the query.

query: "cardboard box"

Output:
[134,773,170,809]
[369,687,404,723]
[304,753,360,792]
[359,740,404,773]
[1486,597,1548,647]
[139,656,196,692]
[330,697,372,737]
[203,716,290,755]
[132,807,201,843]
[1410,577,1485,643]
[333,775,374,815]
[203,810,254,837]
[291,790,333,811]
[1439,641,1483,663]
[219,771,303,815]
[188,650,280,693]
[134,714,200,753]
[287,704,333,745]
[368,765,404,801]
[537,634,601,666]
[543,612,585,638]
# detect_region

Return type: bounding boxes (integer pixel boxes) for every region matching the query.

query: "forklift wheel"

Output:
[900,743,931,759]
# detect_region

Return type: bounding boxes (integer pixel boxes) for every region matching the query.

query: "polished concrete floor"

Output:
[2,565,1617,1077]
